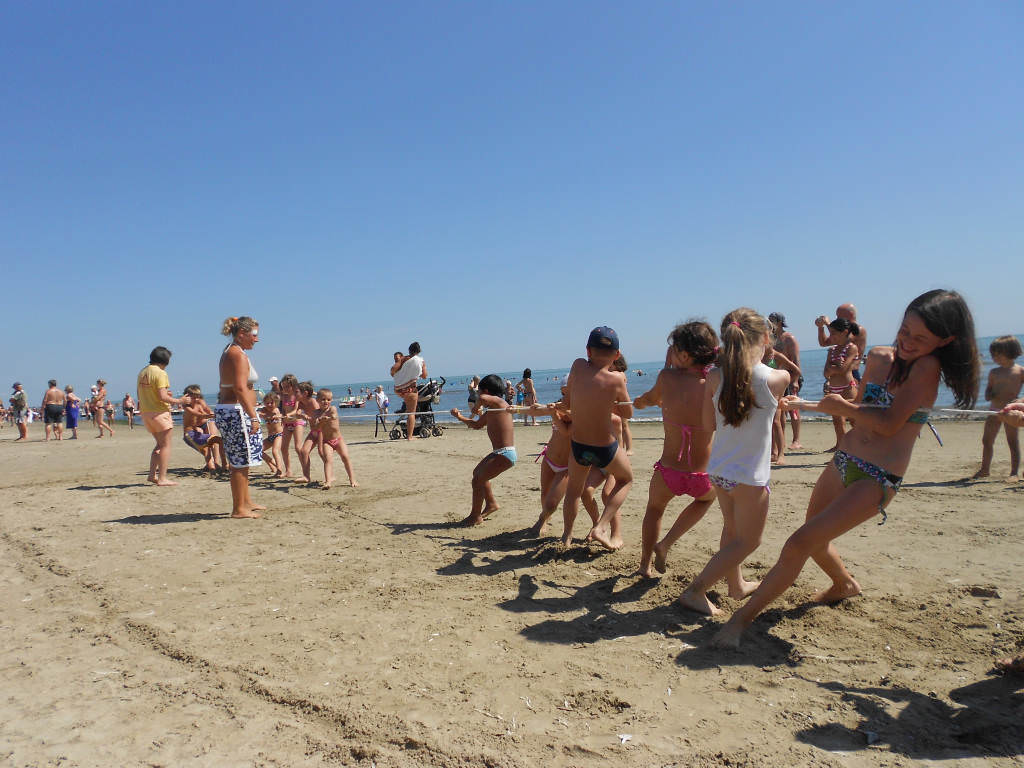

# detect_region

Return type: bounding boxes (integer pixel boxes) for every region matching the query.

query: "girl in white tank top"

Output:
[677,309,791,617]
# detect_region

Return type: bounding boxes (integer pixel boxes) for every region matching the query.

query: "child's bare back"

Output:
[566,358,629,447]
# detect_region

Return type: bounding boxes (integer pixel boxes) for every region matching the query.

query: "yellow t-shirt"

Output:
[137,364,171,413]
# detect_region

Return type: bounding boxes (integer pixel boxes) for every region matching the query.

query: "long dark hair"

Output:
[890,289,979,409]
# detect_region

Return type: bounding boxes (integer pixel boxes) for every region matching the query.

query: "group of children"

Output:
[179,374,358,490]
[449,290,992,648]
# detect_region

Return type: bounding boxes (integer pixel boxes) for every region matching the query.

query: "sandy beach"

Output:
[1,418,1021,767]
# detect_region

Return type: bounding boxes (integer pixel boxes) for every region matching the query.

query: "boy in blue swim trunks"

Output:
[182,385,225,472]
[561,326,633,549]
[449,374,517,527]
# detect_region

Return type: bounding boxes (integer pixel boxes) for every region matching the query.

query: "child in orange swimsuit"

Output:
[632,321,719,578]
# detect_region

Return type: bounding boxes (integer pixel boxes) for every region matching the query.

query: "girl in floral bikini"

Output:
[632,321,719,579]
[712,290,979,649]
[822,318,861,450]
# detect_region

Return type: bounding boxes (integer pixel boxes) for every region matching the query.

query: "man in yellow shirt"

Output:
[137,346,190,486]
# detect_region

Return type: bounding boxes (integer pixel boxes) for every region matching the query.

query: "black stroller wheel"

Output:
[416,425,431,439]
[431,425,443,437]
[389,428,402,440]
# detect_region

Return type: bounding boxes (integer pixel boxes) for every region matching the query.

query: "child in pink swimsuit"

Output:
[632,321,719,579]
[308,388,357,489]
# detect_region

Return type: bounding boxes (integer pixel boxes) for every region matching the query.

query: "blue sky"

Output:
[2,3,1021,403]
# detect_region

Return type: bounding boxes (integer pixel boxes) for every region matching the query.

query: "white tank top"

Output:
[707,362,776,487]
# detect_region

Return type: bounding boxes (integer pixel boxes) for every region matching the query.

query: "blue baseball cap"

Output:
[587,326,619,351]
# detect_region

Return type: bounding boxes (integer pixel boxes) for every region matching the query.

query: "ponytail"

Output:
[221,316,258,337]
[717,309,769,427]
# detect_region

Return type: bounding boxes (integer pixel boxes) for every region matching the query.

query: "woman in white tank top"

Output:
[678,309,791,617]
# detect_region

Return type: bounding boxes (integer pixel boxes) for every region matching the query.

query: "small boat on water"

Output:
[338,396,366,409]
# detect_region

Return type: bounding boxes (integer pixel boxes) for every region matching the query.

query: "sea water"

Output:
[313,335,1021,426]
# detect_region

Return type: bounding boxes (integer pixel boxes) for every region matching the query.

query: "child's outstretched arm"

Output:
[984,369,995,403]
[772,350,801,381]
[633,372,664,410]
[450,407,487,430]
[613,375,633,421]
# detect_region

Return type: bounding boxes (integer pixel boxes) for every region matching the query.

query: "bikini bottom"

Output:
[832,449,902,524]
[654,461,711,498]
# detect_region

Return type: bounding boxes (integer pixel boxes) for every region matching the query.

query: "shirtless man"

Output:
[769,312,803,449]
[41,379,66,441]
[817,303,868,380]
[561,326,633,549]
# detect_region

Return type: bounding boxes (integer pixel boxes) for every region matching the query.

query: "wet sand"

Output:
[1,419,1021,766]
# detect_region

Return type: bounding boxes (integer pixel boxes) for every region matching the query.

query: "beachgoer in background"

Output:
[105,399,115,425]
[714,290,979,648]
[138,346,191,486]
[467,376,479,412]
[611,356,633,454]
[769,313,803,450]
[64,385,80,439]
[504,379,516,406]
[268,376,280,394]
[278,374,305,478]
[9,383,27,441]
[293,381,318,482]
[182,384,225,473]
[93,379,114,438]
[633,321,719,579]
[678,309,789,616]
[215,316,265,518]
[821,318,861,451]
[373,385,389,414]
[122,393,136,429]
[449,374,516,526]
[561,326,633,550]
[762,342,800,465]
[260,392,284,476]
[973,335,1024,479]
[817,303,868,381]
[518,369,537,426]
[41,379,65,441]
[309,388,357,489]
[390,342,427,440]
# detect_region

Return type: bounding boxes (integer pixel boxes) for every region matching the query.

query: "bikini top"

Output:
[219,344,258,388]
[828,342,855,367]
[664,420,699,464]
[861,377,944,446]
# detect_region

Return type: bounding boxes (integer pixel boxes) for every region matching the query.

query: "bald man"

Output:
[816,303,868,379]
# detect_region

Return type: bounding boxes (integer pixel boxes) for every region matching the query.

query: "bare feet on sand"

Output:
[813,578,861,603]
[587,525,623,551]
[231,510,262,519]
[728,580,760,600]
[788,442,804,450]
[148,477,178,486]
[994,654,1024,675]
[971,469,990,479]
[529,514,552,538]
[677,589,720,616]
[459,506,498,527]
[711,623,743,649]
[653,543,669,574]
[637,565,661,579]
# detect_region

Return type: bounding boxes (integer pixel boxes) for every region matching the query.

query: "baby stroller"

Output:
[390,376,447,439]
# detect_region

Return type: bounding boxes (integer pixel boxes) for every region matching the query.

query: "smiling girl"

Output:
[712,290,979,648]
